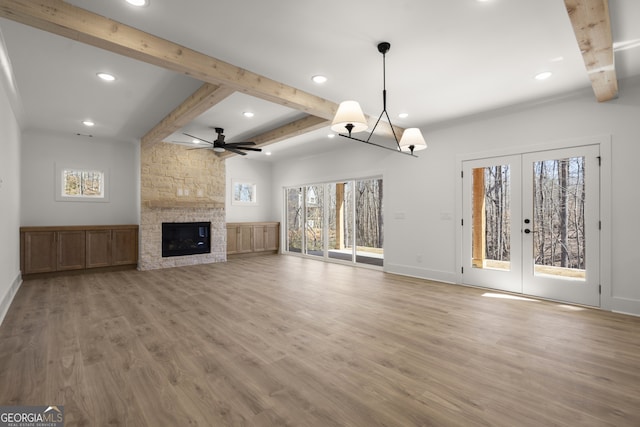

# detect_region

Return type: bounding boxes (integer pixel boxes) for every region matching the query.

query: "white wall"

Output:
[21,130,139,226]
[272,78,640,316]
[225,156,275,222]
[0,53,22,324]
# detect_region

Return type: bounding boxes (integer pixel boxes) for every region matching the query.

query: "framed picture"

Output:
[55,164,110,202]
[232,180,257,205]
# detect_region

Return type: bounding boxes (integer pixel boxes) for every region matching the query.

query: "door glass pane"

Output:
[354,179,384,266]
[471,165,511,270]
[286,187,303,253]
[305,185,324,257]
[328,182,354,262]
[532,157,586,280]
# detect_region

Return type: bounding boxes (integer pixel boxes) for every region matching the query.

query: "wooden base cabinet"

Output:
[57,230,86,271]
[227,222,279,256]
[86,229,112,268]
[21,225,138,276]
[22,231,56,274]
[227,223,254,255]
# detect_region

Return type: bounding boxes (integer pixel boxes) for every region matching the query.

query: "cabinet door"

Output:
[227,225,239,254]
[237,225,253,253]
[58,230,86,271]
[265,224,279,251]
[23,231,57,274]
[86,230,112,268]
[112,228,138,265]
[253,225,267,252]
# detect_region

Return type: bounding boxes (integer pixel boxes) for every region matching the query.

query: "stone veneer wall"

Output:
[140,142,226,270]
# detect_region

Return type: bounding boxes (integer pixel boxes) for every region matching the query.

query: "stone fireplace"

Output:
[139,142,226,270]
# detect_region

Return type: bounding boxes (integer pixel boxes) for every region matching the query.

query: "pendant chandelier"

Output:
[331,42,427,156]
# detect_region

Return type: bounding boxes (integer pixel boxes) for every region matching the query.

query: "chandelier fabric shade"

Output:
[331,100,369,135]
[399,127,427,154]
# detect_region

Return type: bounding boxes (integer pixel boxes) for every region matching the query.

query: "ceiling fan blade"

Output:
[183,132,213,145]
[224,147,247,155]
[236,147,262,152]
[224,142,256,148]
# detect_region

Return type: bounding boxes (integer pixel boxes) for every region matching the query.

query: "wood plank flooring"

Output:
[1,255,639,426]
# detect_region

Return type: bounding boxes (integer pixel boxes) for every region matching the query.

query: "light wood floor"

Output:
[1,255,639,426]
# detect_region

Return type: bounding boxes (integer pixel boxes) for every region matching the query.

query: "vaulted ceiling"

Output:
[1,0,639,161]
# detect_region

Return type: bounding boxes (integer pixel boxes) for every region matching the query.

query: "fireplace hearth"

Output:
[162,222,211,257]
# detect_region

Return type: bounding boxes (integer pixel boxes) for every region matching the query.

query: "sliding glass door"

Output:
[304,185,325,258]
[285,187,303,253]
[285,178,383,267]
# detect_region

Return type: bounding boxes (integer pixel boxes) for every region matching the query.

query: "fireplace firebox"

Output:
[162,222,211,257]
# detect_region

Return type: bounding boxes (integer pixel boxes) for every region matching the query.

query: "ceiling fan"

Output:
[184,127,261,156]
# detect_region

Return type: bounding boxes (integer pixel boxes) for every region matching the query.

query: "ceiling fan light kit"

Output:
[331,42,427,157]
[184,127,261,156]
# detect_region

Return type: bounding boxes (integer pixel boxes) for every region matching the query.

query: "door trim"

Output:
[455,135,612,308]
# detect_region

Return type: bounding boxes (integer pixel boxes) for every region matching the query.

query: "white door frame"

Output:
[455,135,612,309]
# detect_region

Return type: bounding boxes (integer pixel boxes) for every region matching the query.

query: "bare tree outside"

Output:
[533,157,586,270]
[285,178,384,264]
[286,187,303,252]
[473,157,586,275]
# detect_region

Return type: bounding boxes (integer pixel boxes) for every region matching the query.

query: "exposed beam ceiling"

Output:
[141,83,234,148]
[218,115,329,159]
[0,0,403,153]
[0,0,337,118]
[564,0,618,102]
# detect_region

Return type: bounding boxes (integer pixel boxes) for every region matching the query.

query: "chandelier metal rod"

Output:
[359,43,402,151]
[337,133,415,157]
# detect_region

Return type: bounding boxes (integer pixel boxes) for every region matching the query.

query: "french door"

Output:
[462,145,600,306]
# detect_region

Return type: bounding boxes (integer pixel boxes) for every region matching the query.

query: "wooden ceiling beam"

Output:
[0,0,338,120]
[564,0,618,102]
[141,83,234,148]
[218,115,329,159]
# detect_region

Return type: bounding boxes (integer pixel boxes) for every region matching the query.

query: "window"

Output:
[56,165,109,202]
[232,181,257,205]
[63,169,104,197]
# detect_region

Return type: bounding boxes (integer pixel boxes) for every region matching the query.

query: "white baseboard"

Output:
[0,272,22,326]
[384,263,457,284]
[611,296,640,317]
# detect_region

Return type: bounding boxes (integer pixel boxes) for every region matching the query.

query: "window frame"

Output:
[55,164,110,202]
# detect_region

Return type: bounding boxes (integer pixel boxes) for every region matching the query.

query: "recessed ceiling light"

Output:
[126,0,149,6]
[243,112,254,118]
[265,151,272,156]
[192,139,201,144]
[535,71,553,80]
[398,113,409,119]
[82,120,95,127]
[97,72,116,81]
[328,134,336,139]
[312,75,328,84]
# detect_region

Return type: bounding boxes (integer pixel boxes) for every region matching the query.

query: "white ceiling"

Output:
[1,0,639,161]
